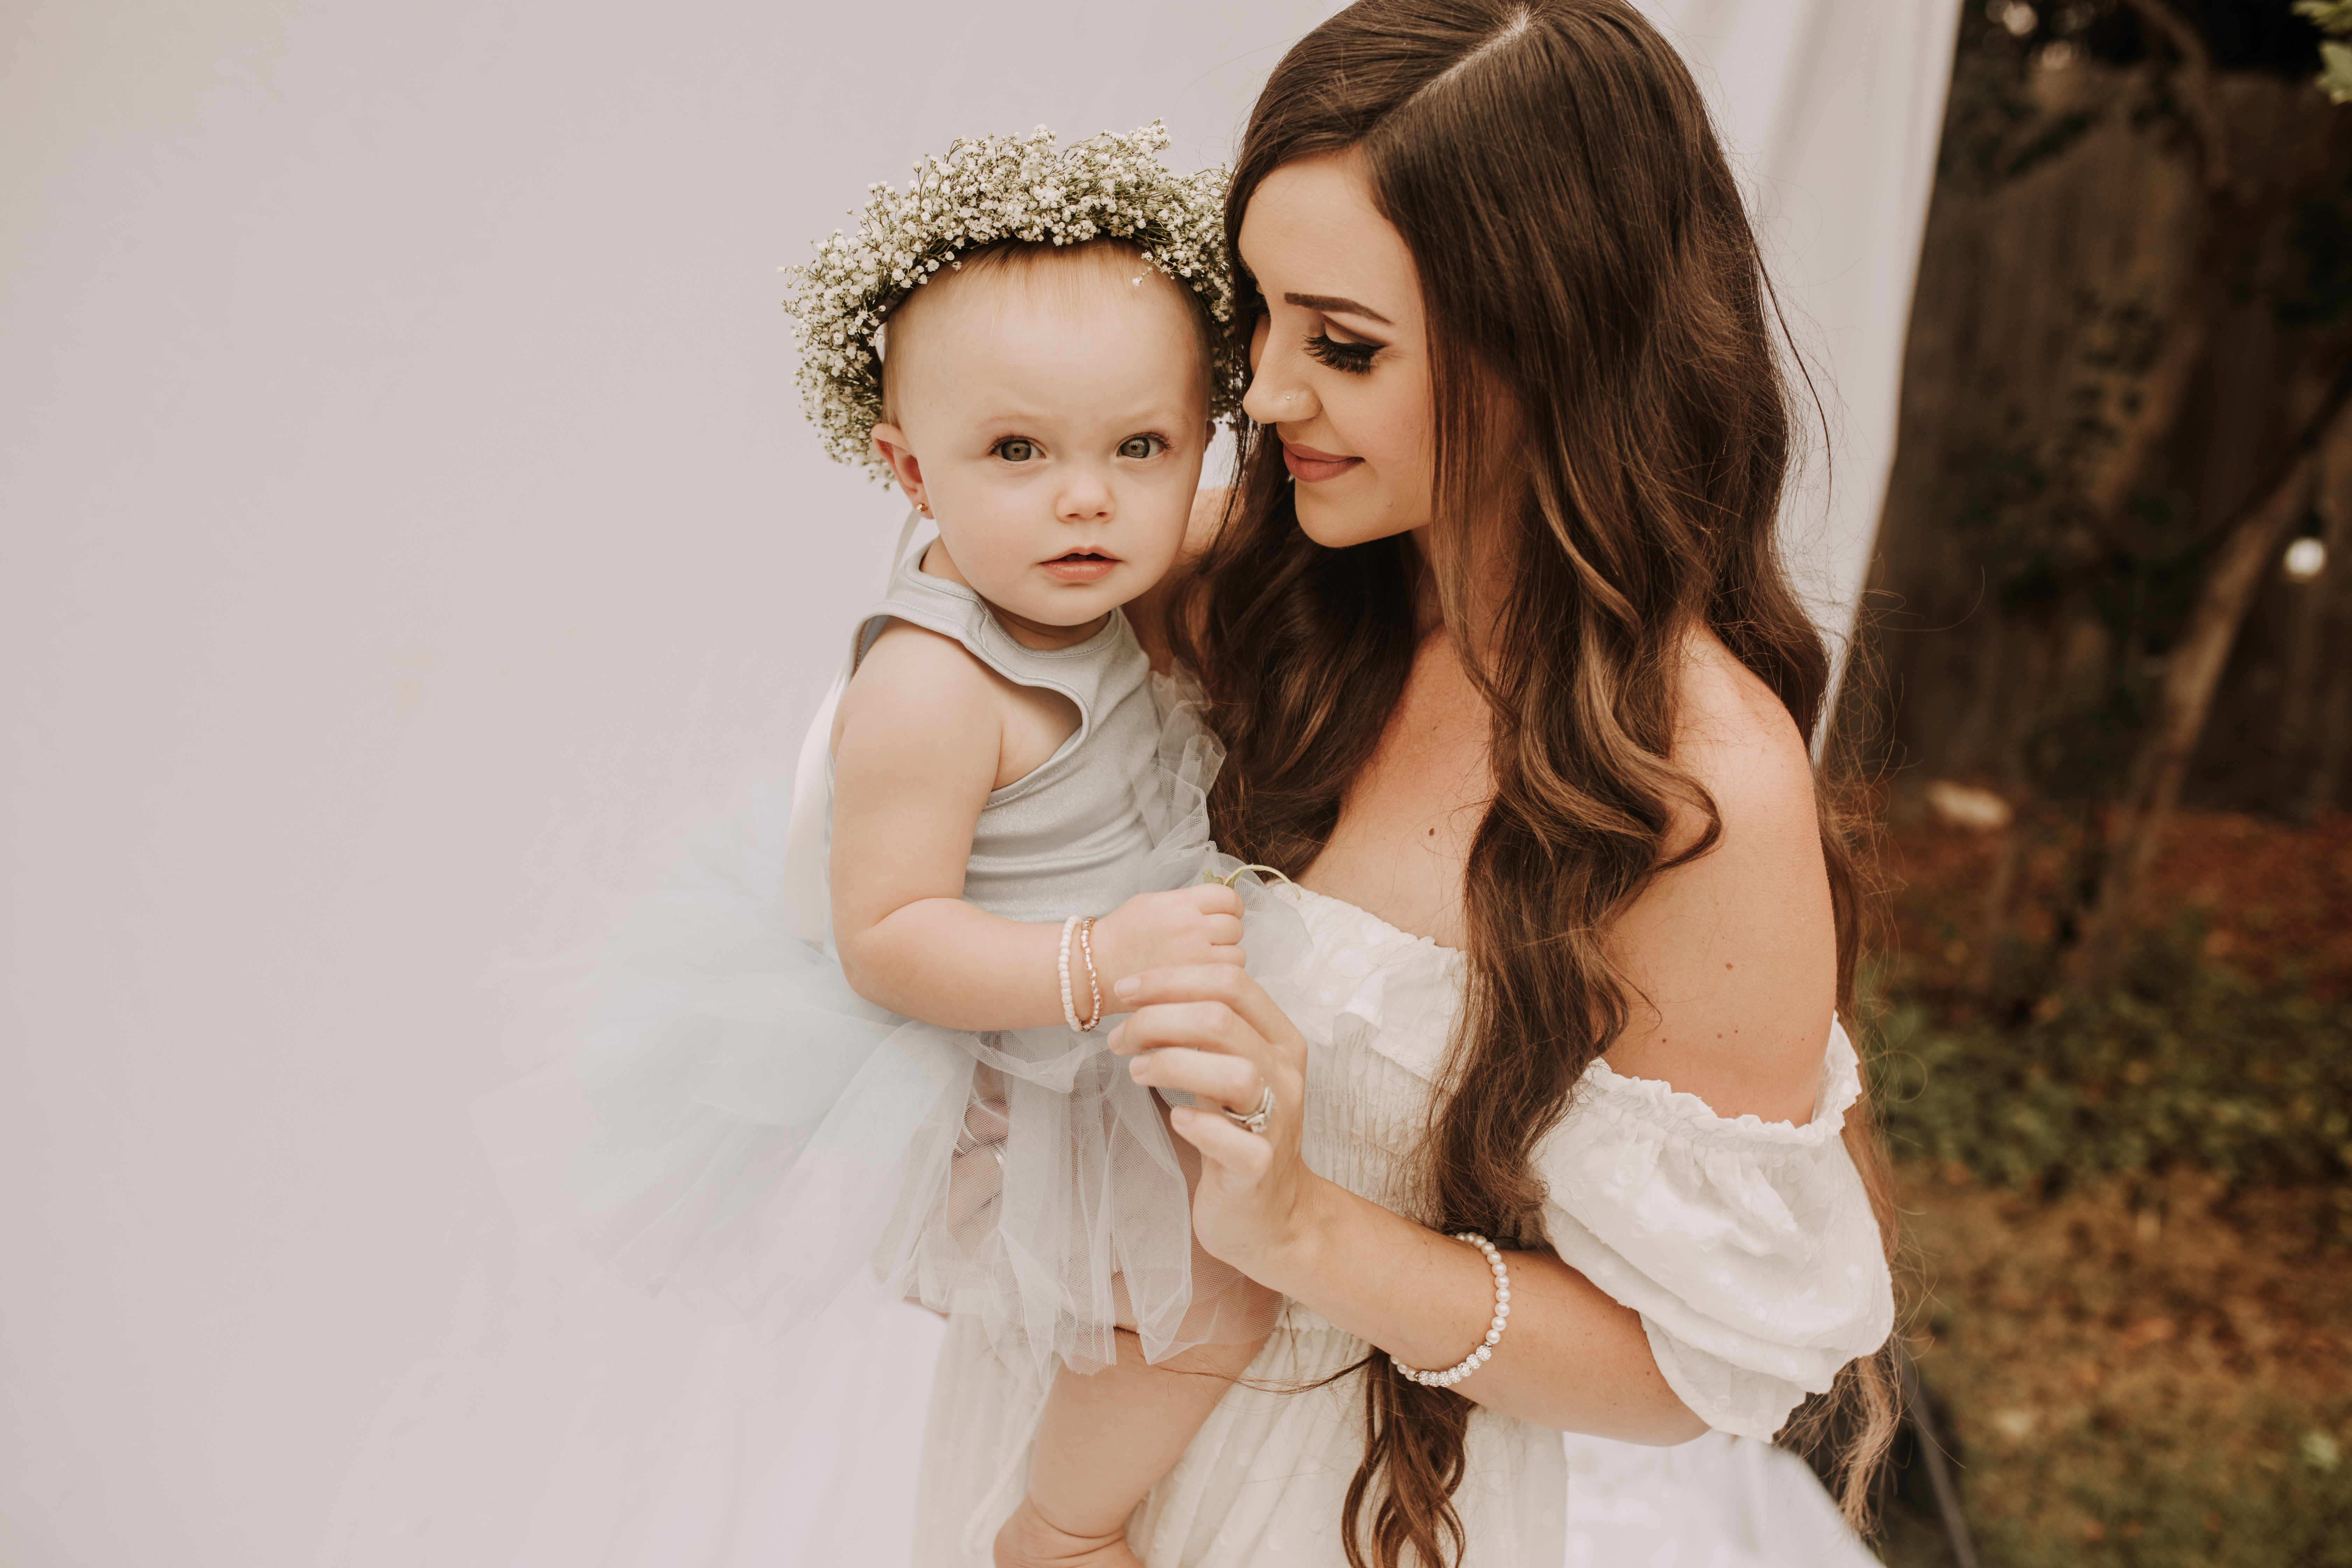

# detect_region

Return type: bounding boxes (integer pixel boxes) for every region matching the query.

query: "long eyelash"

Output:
[1305,332,1377,375]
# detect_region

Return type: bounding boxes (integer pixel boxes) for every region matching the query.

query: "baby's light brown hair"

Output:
[876,239,1216,427]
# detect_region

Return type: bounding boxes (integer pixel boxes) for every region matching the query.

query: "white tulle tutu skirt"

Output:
[476,682,1302,1377]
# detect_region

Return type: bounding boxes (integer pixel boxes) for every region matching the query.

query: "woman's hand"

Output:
[1114,965,1708,1443]
[1108,965,1324,1288]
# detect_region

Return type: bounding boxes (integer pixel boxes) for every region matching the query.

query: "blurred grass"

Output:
[1877,1172,2352,1566]
[1862,810,2352,1563]
[1871,932,2352,1221]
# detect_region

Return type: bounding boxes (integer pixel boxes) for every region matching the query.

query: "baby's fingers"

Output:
[1187,883,1245,918]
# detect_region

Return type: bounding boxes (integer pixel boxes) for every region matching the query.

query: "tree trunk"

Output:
[2078,1,2242,543]
[2296,417,2352,818]
[2069,360,2352,988]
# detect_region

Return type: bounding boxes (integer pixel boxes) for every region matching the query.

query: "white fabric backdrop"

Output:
[0,3,1954,1564]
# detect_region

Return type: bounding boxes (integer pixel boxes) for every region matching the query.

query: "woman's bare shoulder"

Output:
[1667,628,1819,845]
[1596,627,1834,1123]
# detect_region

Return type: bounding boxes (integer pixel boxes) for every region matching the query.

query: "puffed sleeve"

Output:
[1536,1020,1893,1440]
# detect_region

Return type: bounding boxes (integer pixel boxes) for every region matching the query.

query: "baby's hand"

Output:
[1091,885,1244,993]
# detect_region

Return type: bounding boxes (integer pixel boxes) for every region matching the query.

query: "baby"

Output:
[479,127,1272,1563]
[836,232,1277,1563]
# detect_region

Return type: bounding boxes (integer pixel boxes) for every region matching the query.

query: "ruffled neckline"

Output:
[1285,888,1465,1083]
[1287,887,1857,1147]
[1576,1020,1861,1149]
[1290,886,1465,961]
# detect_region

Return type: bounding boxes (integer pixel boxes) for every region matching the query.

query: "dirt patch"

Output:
[1882,806,2352,1002]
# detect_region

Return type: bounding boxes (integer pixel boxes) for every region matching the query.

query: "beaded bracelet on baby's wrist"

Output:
[1392,1233,1511,1390]
[1057,914,1103,1033]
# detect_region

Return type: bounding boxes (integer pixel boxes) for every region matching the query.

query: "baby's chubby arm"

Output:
[830,624,1243,1031]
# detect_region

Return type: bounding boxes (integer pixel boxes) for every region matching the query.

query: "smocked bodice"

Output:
[1276,890,1464,1220]
[1272,885,1893,1441]
[918,884,1896,1567]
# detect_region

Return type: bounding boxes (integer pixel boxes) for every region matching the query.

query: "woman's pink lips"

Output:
[1042,552,1119,583]
[1281,442,1362,483]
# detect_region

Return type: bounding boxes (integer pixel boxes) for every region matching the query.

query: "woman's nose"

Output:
[1241,315,1315,427]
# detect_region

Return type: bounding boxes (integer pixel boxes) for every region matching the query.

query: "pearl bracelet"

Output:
[1391,1232,1510,1390]
[1057,914,1103,1033]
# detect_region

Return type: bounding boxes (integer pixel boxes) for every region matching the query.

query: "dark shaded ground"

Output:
[1868,809,2352,1564]
[1885,807,2352,1005]
[1881,1171,2351,1566]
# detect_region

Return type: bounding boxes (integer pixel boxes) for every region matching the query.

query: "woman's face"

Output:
[1237,153,1435,550]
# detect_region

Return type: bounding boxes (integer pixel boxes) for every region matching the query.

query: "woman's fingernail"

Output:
[1128,1054,1149,1080]
[1114,975,1140,1000]
[1170,1105,1194,1125]
[1106,1023,1125,1050]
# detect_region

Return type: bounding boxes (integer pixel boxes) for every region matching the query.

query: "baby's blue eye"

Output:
[994,439,1037,462]
[1119,435,1162,460]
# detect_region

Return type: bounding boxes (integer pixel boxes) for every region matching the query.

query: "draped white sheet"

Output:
[0,2,1952,1563]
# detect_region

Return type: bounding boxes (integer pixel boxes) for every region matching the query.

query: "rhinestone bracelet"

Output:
[1392,1232,1510,1390]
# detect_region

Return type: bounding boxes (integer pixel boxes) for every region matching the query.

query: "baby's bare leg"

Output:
[997,1330,1264,1568]
[997,1093,1281,1567]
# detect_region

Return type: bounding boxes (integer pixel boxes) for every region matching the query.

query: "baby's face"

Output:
[871,253,1210,643]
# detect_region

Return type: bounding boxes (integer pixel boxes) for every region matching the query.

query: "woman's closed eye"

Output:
[1305,330,1379,375]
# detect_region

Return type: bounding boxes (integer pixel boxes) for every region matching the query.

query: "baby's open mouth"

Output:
[1042,548,1120,582]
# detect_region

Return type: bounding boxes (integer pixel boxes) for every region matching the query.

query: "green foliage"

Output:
[2300,0,2352,100]
[1869,933,2352,1206]
[2016,652,2160,805]
[1937,407,2072,606]
[1938,46,2106,196]
[1934,295,2164,590]
[2322,40,2352,105]
[1929,287,2212,807]
[1938,1,2345,195]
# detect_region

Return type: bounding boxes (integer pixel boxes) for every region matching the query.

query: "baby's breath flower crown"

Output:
[783,121,1240,484]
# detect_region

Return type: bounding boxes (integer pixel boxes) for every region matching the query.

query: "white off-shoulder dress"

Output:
[913,890,1894,1566]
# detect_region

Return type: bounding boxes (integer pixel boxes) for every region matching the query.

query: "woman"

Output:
[921,3,1898,1563]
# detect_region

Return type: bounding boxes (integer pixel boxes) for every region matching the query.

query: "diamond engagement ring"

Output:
[1222,1084,1276,1135]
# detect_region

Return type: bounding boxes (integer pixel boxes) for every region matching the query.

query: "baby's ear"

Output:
[870,423,923,498]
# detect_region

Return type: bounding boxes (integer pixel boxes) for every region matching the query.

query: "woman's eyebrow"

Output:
[1283,292,1393,326]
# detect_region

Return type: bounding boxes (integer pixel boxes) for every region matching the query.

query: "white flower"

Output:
[779,120,1241,483]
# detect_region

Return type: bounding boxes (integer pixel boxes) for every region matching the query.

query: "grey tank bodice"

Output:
[832,551,1162,926]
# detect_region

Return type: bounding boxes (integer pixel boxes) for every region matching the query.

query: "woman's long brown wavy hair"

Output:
[1167,3,1901,1563]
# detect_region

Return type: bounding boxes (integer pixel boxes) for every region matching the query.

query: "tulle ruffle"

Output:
[476,676,1304,1377]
